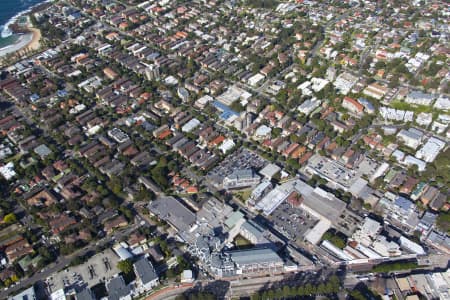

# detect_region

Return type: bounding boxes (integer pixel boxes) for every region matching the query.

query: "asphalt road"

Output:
[8,1,445,298]
[307,3,359,66]
[145,283,195,300]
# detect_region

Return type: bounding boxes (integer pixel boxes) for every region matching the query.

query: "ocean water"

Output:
[0,0,45,49]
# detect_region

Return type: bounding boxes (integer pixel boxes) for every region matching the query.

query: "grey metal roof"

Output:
[134,257,158,285]
[291,180,347,222]
[148,196,196,231]
[420,211,437,227]
[407,91,435,100]
[398,128,423,140]
[9,286,36,300]
[76,288,95,300]
[34,144,52,157]
[227,248,283,266]
[427,230,450,248]
[259,163,281,178]
[227,169,256,180]
[224,211,244,229]
[394,196,414,212]
[107,276,130,300]
[241,220,265,239]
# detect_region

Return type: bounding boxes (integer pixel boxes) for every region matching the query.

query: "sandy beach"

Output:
[0,26,41,58]
[26,27,41,51]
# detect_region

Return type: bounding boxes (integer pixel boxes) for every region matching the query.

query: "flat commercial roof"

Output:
[291,180,347,222]
[349,178,368,197]
[252,181,272,197]
[396,277,411,292]
[255,179,347,221]
[50,289,65,300]
[241,220,265,239]
[228,248,283,266]
[213,101,239,120]
[255,184,289,216]
[216,85,248,106]
[305,154,357,189]
[148,196,196,232]
[9,287,36,300]
[259,163,281,179]
[113,246,133,261]
[224,211,245,229]
[47,249,120,291]
[305,219,331,245]
[321,240,353,261]
[400,236,426,255]
[360,218,382,237]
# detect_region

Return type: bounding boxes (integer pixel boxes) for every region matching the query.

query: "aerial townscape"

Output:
[0,0,449,299]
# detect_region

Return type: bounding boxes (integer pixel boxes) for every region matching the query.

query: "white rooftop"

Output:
[0,162,16,180]
[259,163,281,179]
[415,137,446,163]
[181,118,201,133]
[254,125,271,137]
[255,182,291,215]
[219,139,235,153]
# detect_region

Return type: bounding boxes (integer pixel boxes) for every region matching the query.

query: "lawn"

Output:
[234,234,254,249]
[422,148,450,186]
[390,101,438,114]
[321,230,347,249]
[5,152,23,163]
[233,189,252,203]
[372,261,418,273]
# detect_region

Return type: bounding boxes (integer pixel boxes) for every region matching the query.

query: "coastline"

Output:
[1,0,51,38]
[28,27,42,50]
[0,33,32,55]
[0,0,50,58]
[0,26,41,58]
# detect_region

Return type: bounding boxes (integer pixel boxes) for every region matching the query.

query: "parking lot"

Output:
[269,201,318,242]
[207,148,267,186]
[305,155,378,190]
[335,209,363,237]
[46,249,120,293]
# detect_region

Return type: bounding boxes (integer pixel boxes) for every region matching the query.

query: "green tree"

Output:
[305,283,315,295]
[372,261,418,272]
[4,278,12,287]
[329,275,340,293]
[117,259,133,274]
[349,290,366,300]
[107,176,123,196]
[437,211,450,234]
[3,213,17,224]
[250,293,260,300]
[119,206,133,221]
[297,285,306,296]
[322,230,347,249]
[317,283,326,295]
[272,127,282,138]
[282,285,291,297]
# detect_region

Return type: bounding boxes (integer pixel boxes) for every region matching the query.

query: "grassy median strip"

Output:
[372,261,419,273]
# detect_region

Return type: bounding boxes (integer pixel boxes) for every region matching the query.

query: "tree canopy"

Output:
[117,259,134,274]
